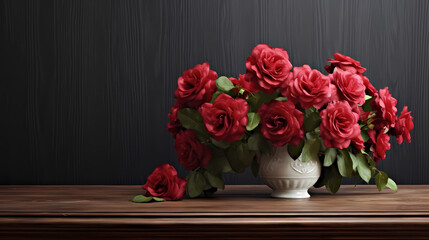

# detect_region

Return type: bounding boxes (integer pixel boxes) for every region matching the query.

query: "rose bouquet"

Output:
[134,44,414,202]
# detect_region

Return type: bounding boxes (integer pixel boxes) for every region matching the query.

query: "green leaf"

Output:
[362,97,373,112]
[210,138,230,149]
[361,130,369,142]
[226,143,255,172]
[323,148,337,167]
[186,170,211,198]
[365,95,372,101]
[274,96,288,101]
[314,166,328,188]
[130,195,153,203]
[177,108,203,128]
[301,137,320,162]
[375,171,389,192]
[251,157,259,177]
[356,153,371,183]
[186,171,201,198]
[211,91,222,102]
[246,112,261,131]
[248,132,271,155]
[319,138,327,152]
[386,178,398,192]
[287,140,304,160]
[337,149,353,177]
[216,76,234,92]
[204,149,234,174]
[152,197,165,202]
[204,170,225,190]
[326,164,342,194]
[349,152,359,172]
[304,111,322,132]
[305,131,319,140]
[177,108,209,140]
[360,150,376,178]
[247,90,279,112]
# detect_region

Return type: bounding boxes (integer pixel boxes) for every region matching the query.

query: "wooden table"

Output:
[0,185,429,239]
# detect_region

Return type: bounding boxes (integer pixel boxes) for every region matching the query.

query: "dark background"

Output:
[0,0,428,185]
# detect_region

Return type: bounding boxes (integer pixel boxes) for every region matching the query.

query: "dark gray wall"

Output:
[0,0,428,185]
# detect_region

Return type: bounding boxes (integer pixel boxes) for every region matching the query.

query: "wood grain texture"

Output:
[0,185,429,239]
[0,0,428,184]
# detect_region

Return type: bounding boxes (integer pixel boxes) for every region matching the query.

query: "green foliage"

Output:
[216,76,234,92]
[204,150,234,175]
[177,108,210,141]
[203,170,225,190]
[386,178,398,192]
[375,171,389,192]
[130,195,165,203]
[361,130,369,142]
[246,112,261,131]
[210,138,231,149]
[186,169,212,198]
[226,143,255,173]
[304,111,321,132]
[248,132,271,155]
[355,153,371,183]
[323,148,337,167]
[274,96,288,101]
[349,152,359,171]
[211,91,222,102]
[301,137,320,162]
[326,164,342,194]
[287,140,304,160]
[362,96,373,112]
[247,90,279,112]
[337,149,353,177]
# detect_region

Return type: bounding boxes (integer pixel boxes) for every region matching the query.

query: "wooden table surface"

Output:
[1,185,429,239]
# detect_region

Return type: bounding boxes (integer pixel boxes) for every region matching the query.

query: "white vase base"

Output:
[271,189,310,198]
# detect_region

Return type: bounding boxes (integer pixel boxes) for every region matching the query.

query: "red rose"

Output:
[371,87,397,128]
[174,130,212,170]
[324,53,376,96]
[324,53,366,74]
[281,65,331,109]
[167,102,183,138]
[174,62,217,108]
[245,44,293,94]
[258,100,304,146]
[392,106,414,144]
[200,93,248,142]
[142,164,186,201]
[368,130,391,162]
[331,69,366,105]
[230,74,257,95]
[320,101,361,149]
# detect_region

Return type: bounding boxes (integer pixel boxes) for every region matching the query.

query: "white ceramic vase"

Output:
[259,145,322,198]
